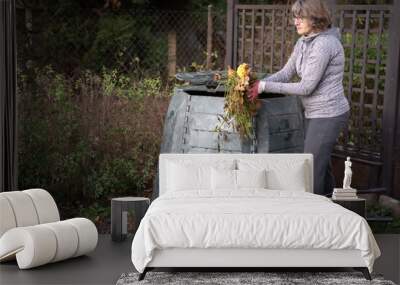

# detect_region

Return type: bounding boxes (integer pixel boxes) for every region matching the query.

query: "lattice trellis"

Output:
[235,5,297,74]
[334,5,390,159]
[233,4,391,161]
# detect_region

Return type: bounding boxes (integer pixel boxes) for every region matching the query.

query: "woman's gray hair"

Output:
[292,0,332,31]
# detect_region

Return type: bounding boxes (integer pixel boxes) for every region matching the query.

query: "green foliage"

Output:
[87,157,146,200]
[82,13,167,74]
[79,203,110,222]
[30,6,169,76]
[367,204,392,217]
[102,68,132,97]
[101,67,163,99]
[367,204,400,234]
[18,65,171,231]
[18,65,85,203]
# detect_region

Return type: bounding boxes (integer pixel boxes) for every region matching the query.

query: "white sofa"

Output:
[132,153,380,281]
[0,189,98,269]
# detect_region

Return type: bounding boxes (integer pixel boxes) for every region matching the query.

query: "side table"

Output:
[332,197,366,218]
[111,197,150,242]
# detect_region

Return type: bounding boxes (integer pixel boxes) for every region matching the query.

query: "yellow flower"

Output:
[240,76,250,87]
[236,63,250,79]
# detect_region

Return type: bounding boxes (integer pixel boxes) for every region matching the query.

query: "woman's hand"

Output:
[247,80,260,102]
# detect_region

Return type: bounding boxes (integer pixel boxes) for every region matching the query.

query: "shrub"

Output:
[18,65,170,227]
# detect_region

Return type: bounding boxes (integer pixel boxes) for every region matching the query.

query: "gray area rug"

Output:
[116,271,396,285]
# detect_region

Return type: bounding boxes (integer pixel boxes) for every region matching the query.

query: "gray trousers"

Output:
[304,111,349,196]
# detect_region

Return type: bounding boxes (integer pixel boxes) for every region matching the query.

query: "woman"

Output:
[249,0,350,196]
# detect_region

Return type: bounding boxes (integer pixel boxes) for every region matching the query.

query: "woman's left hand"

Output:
[247,80,260,102]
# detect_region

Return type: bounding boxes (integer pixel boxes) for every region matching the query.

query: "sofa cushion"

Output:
[42,221,78,262]
[0,196,17,237]
[0,191,39,227]
[23,189,60,224]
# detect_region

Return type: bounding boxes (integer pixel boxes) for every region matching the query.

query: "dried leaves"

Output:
[215,64,259,139]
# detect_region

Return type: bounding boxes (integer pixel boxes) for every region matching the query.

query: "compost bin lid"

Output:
[175,71,226,94]
[175,71,282,98]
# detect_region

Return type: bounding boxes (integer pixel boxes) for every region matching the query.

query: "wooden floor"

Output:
[1,234,398,285]
[0,235,134,285]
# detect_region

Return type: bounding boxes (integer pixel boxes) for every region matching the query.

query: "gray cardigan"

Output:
[258,27,350,118]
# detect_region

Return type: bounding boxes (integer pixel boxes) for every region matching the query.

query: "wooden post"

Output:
[225,0,237,68]
[168,30,177,78]
[206,5,213,70]
[382,1,400,196]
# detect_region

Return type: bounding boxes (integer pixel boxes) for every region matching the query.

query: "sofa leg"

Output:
[354,267,371,280]
[138,268,148,281]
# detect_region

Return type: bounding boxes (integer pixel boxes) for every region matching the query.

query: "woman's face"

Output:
[293,17,313,36]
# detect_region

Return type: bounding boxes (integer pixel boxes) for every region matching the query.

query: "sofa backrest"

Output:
[159,153,313,196]
[0,189,60,238]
